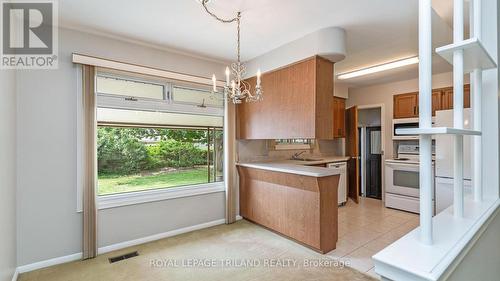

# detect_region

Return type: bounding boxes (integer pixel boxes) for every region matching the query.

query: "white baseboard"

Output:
[11,269,19,281]
[15,217,242,274]
[97,218,227,254]
[17,253,82,273]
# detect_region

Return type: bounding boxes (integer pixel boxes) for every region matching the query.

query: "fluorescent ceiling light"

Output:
[337,56,419,80]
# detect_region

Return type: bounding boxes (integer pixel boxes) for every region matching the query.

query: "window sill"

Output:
[95,182,225,210]
[373,197,500,281]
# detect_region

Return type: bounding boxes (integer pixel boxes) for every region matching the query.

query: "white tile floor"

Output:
[327,197,420,279]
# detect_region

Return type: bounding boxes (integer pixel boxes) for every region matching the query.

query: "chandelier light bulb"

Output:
[212,74,217,92]
[225,67,230,86]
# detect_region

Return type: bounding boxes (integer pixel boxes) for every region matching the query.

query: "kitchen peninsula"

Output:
[237,157,348,253]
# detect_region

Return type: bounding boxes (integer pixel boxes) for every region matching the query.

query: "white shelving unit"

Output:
[408,0,500,244]
[374,0,499,280]
[436,37,497,73]
[395,127,481,136]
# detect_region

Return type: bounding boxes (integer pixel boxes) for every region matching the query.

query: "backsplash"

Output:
[237,139,345,162]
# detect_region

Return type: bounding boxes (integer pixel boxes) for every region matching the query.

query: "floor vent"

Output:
[108,251,139,263]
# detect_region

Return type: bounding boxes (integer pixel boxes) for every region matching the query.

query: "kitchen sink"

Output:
[292,158,324,161]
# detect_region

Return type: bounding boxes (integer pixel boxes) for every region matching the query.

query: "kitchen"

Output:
[234,45,476,268]
[6,1,498,281]
[236,56,351,253]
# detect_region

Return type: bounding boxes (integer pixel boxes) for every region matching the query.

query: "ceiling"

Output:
[59,0,456,87]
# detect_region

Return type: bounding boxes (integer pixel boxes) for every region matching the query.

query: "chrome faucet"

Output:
[291,151,308,160]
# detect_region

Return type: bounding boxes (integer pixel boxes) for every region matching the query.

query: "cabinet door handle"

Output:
[413,106,416,115]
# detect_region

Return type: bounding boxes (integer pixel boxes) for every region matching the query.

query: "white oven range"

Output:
[385,144,435,214]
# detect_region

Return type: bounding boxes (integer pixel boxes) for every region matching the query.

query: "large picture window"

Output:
[95,71,224,198]
[97,126,223,196]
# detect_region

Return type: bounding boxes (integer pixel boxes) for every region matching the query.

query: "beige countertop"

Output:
[237,156,349,177]
[280,156,350,166]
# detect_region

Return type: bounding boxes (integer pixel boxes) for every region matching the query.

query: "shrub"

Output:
[98,127,149,175]
[147,140,206,169]
[98,127,207,175]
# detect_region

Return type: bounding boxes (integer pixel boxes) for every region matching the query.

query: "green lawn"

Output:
[98,168,209,195]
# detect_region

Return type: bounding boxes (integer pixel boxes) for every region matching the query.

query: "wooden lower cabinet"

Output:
[237,166,339,253]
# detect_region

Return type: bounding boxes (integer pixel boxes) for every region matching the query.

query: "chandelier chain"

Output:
[201,0,238,23]
[237,14,241,63]
[200,0,262,104]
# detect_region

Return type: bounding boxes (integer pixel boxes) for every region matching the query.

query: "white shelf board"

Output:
[395,127,481,136]
[436,37,497,73]
[372,198,500,281]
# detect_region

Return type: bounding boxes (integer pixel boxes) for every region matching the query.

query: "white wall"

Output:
[245,27,346,76]
[334,83,349,99]
[0,70,17,281]
[98,194,225,247]
[358,108,381,127]
[16,28,227,266]
[347,72,469,158]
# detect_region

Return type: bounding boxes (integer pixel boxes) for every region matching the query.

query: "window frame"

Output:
[96,124,224,196]
[95,72,224,112]
[98,181,225,210]
[96,72,168,101]
[77,70,226,212]
[271,139,314,150]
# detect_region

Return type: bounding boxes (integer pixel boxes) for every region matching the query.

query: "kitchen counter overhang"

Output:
[236,156,349,177]
[237,160,343,253]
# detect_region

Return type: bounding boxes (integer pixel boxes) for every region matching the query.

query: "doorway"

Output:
[358,107,383,200]
[365,126,382,199]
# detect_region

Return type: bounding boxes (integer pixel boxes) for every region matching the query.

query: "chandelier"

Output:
[201,0,263,104]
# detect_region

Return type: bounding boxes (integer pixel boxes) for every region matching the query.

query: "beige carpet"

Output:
[19,220,376,281]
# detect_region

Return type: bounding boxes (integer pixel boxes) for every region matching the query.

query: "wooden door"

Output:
[394,93,418,118]
[432,90,442,116]
[333,97,346,138]
[345,106,359,203]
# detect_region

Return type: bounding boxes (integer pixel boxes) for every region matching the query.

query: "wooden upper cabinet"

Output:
[315,56,335,138]
[393,92,418,119]
[393,84,471,119]
[439,85,471,110]
[333,97,346,138]
[432,90,442,116]
[440,88,454,110]
[237,56,334,139]
[464,84,471,108]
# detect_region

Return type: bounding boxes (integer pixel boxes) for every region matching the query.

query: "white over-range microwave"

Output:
[392,117,435,140]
